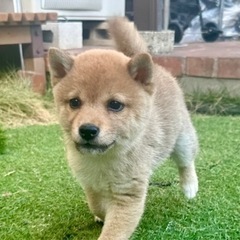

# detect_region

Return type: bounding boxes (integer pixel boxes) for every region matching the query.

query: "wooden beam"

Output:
[0,13,8,22]
[22,13,35,22]
[35,13,47,22]
[0,12,58,25]
[24,57,46,86]
[8,13,23,22]
[0,26,31,44]
[46,12,58,21]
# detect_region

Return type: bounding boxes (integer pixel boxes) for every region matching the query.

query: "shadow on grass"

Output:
[38,210,102,240]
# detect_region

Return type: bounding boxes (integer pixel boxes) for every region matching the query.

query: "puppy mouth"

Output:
[75,141,115,154]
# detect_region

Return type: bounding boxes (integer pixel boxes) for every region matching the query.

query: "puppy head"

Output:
[48,48,154,155]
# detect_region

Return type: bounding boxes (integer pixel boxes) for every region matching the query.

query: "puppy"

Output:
[48,17,198,240]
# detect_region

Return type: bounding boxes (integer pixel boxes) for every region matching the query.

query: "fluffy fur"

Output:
[48,17,199,240]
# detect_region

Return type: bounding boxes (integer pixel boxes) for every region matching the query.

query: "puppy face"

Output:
[49,49,154,155]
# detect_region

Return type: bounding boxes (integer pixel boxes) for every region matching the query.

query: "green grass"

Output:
[0,125,6,154]
[0,115,239,240]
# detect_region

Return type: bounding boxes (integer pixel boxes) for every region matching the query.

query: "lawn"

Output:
[0,115,239,240]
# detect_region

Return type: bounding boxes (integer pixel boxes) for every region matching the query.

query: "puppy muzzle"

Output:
[76,123,115,154]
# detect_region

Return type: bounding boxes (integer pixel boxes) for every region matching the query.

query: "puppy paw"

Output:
[182,180,198,199]
[94,216,103,223]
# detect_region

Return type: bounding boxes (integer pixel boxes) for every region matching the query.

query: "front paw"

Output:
[182,178,198,199]
[95,215,104,223]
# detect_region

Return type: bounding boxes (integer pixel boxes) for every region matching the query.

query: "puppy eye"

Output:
[69,98,81,109]
[107,100,124,112]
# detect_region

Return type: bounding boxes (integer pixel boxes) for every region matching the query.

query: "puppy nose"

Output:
[79,124,99,141]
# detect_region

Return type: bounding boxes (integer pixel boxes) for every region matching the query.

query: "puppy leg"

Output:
[173,123,199,199]
[85,188,105,223]
[98,191,147,240]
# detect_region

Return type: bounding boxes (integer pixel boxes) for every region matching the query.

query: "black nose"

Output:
[79,124,100,141]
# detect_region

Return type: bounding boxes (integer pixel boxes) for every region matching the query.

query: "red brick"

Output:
[18,70,46,95]
[217,58,240,79]
[153,56,183,77]
[186,57,215,77]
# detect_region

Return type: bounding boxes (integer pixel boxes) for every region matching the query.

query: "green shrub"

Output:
[186,90,240,115]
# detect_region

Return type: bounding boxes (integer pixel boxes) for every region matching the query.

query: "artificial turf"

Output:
[0,115,239,239]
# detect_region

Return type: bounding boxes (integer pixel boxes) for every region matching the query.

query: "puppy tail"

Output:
[108,17,148,57]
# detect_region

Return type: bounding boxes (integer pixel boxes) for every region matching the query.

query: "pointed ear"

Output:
[128,53,153,86]
[48,47,74,86]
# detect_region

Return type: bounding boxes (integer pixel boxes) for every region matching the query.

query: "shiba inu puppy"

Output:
[48,17,198,240]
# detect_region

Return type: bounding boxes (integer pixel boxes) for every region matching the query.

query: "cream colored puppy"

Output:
[48,17,198,240]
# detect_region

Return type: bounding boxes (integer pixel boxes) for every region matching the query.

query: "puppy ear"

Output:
[128,53,153,85]
[48,47,74,86]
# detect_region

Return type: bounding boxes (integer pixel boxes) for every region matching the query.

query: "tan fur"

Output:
[108,17,148,57]
[48,17,198,240]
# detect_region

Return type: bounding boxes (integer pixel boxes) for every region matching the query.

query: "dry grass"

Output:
[185,90,240,116]
[1,70,240,129]
[0,71,56,128]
